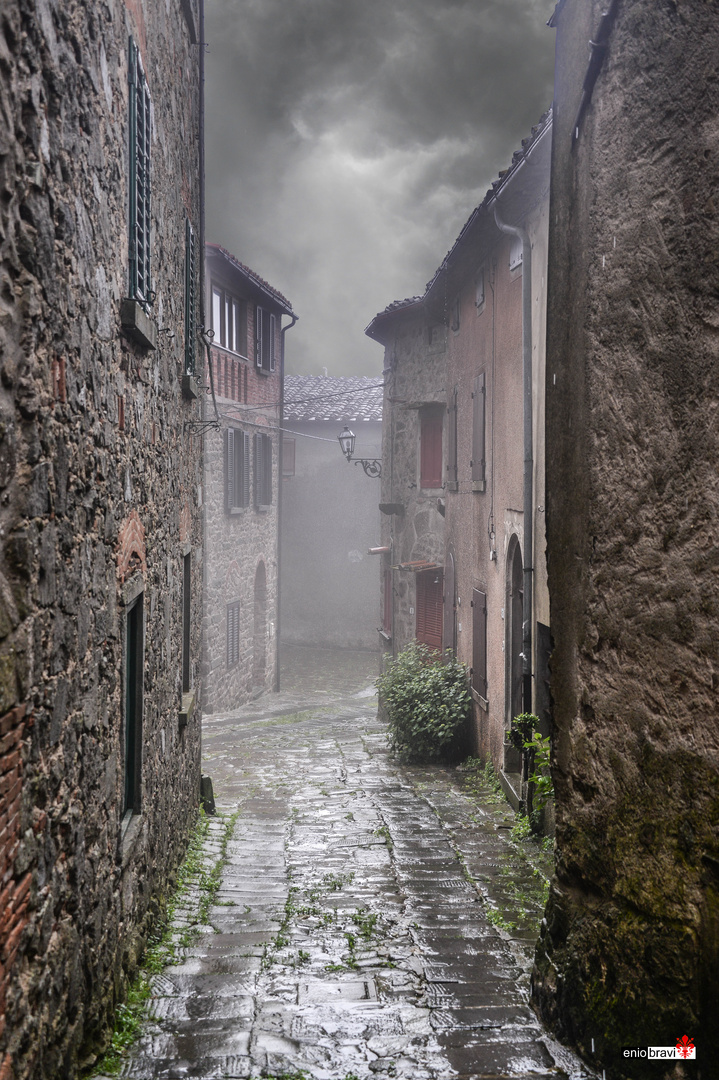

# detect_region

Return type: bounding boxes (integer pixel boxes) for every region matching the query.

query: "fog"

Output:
[204,0,557,376]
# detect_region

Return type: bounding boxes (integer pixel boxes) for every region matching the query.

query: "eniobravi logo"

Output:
[620,1036,696,1061]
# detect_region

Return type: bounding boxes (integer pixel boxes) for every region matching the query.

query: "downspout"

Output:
[198,0,207,759]
[493,204,533,717]
[275,312,299,692]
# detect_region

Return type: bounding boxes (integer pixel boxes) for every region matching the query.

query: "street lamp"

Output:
[337,425,382,478]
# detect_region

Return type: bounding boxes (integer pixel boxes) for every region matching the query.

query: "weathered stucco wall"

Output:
[280,419,382,651]
[534,0,719,1067]
[0,1,203,1076]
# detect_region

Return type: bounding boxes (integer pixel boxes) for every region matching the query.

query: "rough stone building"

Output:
[366,115,552,800]
[0,1,204,1076]
[532,0,719,1068]
[202,245,295,712]
[281,375,383,652]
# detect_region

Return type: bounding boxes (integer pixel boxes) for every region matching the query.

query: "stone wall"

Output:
[533,0,719,1066]
[0,1,203,1076]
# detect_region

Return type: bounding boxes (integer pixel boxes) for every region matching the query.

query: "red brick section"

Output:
[0,705,28,1052]
[206,350,281,410]
[117,510,147,583]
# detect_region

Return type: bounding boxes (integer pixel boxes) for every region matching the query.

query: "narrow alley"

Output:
[101,647,591,1080]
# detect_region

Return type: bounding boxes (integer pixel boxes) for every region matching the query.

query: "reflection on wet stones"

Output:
[99,648,594,1080]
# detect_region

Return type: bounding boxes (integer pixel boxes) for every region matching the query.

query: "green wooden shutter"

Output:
[269,313,276,371]
[184,219,196,374]
[256,307,263,367]
[128,37,151,304]
[242,433,251,507]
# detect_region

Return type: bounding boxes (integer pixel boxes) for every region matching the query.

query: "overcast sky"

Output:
[204,0,557,377]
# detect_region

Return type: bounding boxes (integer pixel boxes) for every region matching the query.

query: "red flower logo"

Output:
[676,1035,695,1059]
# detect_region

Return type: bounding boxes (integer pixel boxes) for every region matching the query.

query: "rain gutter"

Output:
[275,312,299,693]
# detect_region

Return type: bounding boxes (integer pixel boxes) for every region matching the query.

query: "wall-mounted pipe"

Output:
[275,311,299,693]
[368,546,390,555]
[493,203,533,717]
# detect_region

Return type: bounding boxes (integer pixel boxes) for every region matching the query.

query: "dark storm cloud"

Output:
[205,0,556,375]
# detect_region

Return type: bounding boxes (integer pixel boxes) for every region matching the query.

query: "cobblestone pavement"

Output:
[114,647,593,1080]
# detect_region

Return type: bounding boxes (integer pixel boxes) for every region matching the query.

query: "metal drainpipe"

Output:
[493,204,533,717]
[275,312,299,693]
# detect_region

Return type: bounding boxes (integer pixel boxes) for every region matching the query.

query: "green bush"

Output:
[376,641,471,763]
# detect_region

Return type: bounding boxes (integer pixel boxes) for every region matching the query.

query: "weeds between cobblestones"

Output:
[89,807,240,1077]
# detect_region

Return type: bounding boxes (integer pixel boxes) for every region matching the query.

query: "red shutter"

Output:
[416,571,443,651]
[420,414,443,488]
[472,373,486,483]
[383,569,392,634]
[472,588,487,699]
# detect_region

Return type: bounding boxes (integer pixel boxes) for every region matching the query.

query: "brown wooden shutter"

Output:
[256,306,263,367]
[254,433,263,504]
[241,433,251,506]
[447,387,458,489]
[443,550,455,654]
[225,428,235,511]
[472,588,487,699]
[420,414,443,488]
[416,570,443,651]
[383,569,392,634]
[264,435,272,504]
[472,372,486,483]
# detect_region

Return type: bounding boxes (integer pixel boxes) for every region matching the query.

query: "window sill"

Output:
[256,366,273,377]
[471,688,489,711]
[211,343,249,361]
[255,503,271,513]
[378,629,392,642]
[446,481,459,493]
[120,298,157,350]
[472,480,486,493]
[181,374,200,399]
[179,689,196,730]
[227,506,248,516]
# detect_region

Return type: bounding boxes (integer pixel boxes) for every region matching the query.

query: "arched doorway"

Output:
[252,561,267,690]
[504,536,524,772]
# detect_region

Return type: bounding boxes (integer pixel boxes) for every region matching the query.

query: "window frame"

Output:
[419,409,443,490]
[282,437,296,478]
[211,282,247,356]
[184,219,197,374]
[123,592,144,821]
[416,570,443,652]
[255,307,276,372]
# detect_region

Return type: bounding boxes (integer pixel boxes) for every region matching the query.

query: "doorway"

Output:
[504,536,523,772]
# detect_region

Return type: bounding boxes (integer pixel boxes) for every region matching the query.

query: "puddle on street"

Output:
[95,647,594,1080]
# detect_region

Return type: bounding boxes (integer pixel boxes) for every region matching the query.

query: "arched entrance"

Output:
[252,561,267,689]
[504,536,524,771]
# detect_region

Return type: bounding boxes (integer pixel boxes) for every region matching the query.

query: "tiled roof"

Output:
[284,375,384,422]
[206,244,295,314]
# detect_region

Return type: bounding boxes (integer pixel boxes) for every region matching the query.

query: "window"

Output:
[471,588,487,700]
[472,372,486,487]
[446,388,458,491]
[255,307,276,372]
[509,234,523,271]
[123,594,144,819]
[475,269,485,311]
[211,284,247,354]
[184,220,196,375]
[128,38,151,305]
[182,552,191,693]
[226,601,240,667]
[420,410,443,489]
[225,428,250,511]
[416,570,443,652]
[254,433,272,507]
[282,438,296,478]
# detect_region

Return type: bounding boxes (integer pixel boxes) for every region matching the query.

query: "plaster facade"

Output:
[367,116,551,797]
[532,0,719,1065]
[202,245,295,713]
[0,1,204,1076]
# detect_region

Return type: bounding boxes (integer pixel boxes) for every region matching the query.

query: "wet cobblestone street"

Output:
[111,647,592,1080]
